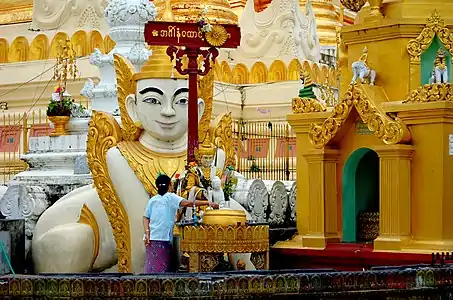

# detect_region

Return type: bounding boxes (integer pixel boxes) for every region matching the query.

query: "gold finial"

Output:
[53,39,78,90]
[132,47,188,81]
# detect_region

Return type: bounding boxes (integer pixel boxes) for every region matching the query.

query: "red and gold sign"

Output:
[144,22,241,48]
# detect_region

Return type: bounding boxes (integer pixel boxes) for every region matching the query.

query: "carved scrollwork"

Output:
[404,83,453,103]
[198,71,214,144]
[86,111,132,273]
[250,253,266,270]
[308,84,411,148]
[292,97,327,113]
[200,254,222,272]
[211,113,235,171]
[407,10,453,63]
[340,0,367,13]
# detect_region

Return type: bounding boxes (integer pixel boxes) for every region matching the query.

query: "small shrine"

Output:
[276,4,453,269]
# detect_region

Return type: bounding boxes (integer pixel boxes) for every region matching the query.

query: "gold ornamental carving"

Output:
[404,83,453,103]
[205,25,229,47]
[0,7,32,25]
[114,54,141,142]
[340,0,366,12]
[117,141,186,195]
[86,111,132,273]
[292,97,327,113]
[198,71,214,144]
[78,204,100,268]
[308,84,411,148]
[407,11,453,63]
[211,112,235,170]
[180,225,269,253]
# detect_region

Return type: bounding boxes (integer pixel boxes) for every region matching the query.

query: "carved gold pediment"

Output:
[308,84,411,148]
[404,83,453,103]
[407,10,453,63]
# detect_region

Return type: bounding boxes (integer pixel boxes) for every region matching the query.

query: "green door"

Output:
[342,148,379,243]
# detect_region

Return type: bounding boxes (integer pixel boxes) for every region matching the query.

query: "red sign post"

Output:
[144,21,241,163]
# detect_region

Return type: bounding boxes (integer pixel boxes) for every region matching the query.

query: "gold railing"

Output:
[233,120,296,181]
[0,109,49,184]
[0,110,296,183]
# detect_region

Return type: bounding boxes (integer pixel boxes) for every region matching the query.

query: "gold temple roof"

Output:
[0,0,32,25]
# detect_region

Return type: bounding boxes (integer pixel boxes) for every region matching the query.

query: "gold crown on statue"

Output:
[132,46,188,81]
[437,48,446,58]
[198,133,216,156]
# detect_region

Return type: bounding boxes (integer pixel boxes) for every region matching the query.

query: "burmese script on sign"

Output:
[144,22,241,48]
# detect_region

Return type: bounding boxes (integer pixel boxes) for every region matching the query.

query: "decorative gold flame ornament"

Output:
[205,25,229,47]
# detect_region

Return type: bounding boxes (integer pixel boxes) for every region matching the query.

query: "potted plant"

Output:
[47,86,73,136]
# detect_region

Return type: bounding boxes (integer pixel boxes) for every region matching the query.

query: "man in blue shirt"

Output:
[143,174,218,273]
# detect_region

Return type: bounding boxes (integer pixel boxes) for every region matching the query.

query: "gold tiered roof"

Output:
[0,0,32,25]
[153,0,238,24]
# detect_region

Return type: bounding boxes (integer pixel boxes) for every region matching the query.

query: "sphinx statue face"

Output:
[127,78,205,142]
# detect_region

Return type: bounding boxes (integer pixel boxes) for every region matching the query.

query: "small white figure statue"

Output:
[210,176,226,207]
[429,48,449,84]
[351,47,376,85]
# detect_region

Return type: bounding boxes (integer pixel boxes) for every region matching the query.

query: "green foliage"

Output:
[223,166,238,202]
[47,95,73,117]
[249,161,261,173]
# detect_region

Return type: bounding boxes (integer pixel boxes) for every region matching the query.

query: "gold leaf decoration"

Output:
[404,83,453,103]
[292,97,327,113]
[180,224,269,253]
[308,84,411,148]
[86,111,132,273]
[113,54,142,141]
[198,70,215,144]
[407,10,453,63]
[210,112,235,171]
[340,0,366,12]
[205,25,229,47]
[78,204,100,269]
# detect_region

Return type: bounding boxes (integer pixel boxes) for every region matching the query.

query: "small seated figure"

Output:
[298,69,317,99]
[429,48,449,84]
[351,47,376,85]
[209,176,226,207]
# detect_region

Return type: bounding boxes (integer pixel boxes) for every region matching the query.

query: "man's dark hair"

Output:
[156,174,171,196]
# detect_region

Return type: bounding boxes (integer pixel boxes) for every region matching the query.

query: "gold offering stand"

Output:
[178,210,270,272]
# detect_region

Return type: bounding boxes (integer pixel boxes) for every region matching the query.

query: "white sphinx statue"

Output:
[32,48,254,273]
[351,47,376,86]
[429,48,449,84]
